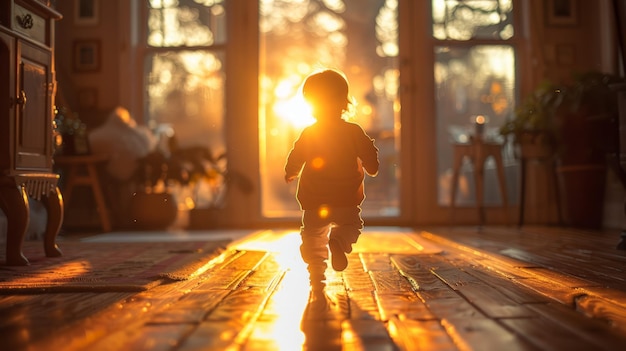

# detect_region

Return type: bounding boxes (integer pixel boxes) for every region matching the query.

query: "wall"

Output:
[54,0,121,127]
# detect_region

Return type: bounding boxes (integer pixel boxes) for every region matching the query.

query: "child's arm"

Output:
[284,136,306,182]
[356,129,379,177]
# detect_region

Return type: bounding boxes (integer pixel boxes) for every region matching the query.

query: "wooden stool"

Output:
[54,154,112,232]
[450,138,509,225]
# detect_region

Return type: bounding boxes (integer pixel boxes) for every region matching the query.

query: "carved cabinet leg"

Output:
[43,186,63,257]
[1,184,30,266]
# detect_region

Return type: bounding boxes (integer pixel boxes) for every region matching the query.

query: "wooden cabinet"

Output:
[0,0,63,265]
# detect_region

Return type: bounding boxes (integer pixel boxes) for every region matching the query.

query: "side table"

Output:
[450,138,509,225]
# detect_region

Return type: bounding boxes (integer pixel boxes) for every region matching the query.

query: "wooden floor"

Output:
[1,225,626,350]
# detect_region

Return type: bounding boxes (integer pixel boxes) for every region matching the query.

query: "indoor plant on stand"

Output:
[131,136,254,230]
[130,137,223,230]
[552,71,624,228]
[502,71,625,228]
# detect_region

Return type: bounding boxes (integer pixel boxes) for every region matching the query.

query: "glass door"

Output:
[259,0,401,220]
[430,0,518,224]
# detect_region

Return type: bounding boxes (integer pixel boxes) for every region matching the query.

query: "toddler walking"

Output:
[284,69,379,290]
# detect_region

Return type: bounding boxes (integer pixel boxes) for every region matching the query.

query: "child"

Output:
[284,69,379,290]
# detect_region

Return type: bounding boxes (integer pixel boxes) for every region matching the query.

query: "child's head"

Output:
[302,69,352,120]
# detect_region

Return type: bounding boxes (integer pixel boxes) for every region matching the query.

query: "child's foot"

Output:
[329,238,348,271]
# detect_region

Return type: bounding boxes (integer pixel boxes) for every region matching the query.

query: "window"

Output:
[143,0,227,208]
[144,0,227,156]
[432,0,517,207]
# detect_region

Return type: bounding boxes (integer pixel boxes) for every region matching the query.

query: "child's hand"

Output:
[285,175,297,183]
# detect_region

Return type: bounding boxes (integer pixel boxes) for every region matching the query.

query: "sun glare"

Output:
[274,94,315,129]
[228,230,309,350]
[273,78,316,129]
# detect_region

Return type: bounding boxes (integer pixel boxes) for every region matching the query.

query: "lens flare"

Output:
[311,157,325,169]
[318,206,330,219]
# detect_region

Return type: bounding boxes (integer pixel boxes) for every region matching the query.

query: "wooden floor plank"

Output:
[369,270,415,293]
[206,287,272,322]
[348,290,381,320]
[387,316,457,351]
[460,265,552,305]
[500,317,610,351]
[525,302,626,349]
[148,289,231,324]
[194,269,252,290]
[574,294,626,334]
[341,319,397,351]
[375,291,437,321]
[0,292,131,351]
[98,324,196,351]
[343,269,376,292]
[441,318,536,351]
[360,253,395,272]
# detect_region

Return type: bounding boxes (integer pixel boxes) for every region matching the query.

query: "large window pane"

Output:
[148,0,226,47]
[432,0,514,40]
[144,50,226,209]
[435,45,516,206]
[145,50,226,155]
[144,1,227,211]
[259,0,400,218]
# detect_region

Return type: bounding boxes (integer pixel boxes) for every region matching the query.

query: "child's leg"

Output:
[328,207,364,253]
[300,210,330,289]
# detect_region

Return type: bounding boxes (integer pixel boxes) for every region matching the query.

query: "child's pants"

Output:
[299,206,363,287]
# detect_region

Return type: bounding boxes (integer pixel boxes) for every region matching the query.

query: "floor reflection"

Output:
[226,228,434,350]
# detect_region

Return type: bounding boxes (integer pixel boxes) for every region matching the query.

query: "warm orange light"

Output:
[311,157,325,169]
[475,115,486,124]
[227,230,309,350]
[318,206,330,219]
[274,84,316,129]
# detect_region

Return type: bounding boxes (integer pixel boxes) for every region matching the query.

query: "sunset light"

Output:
[273,92,315,129]
[260,0,401,218]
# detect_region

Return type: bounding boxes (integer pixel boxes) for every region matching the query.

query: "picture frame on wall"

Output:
[546,0,578,26]
[73,40,100,72]
[74,0,99,26]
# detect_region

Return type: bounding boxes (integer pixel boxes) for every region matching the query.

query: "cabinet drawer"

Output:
[13,4,46,44]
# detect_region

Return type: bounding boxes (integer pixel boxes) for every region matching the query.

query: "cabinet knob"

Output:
[16,90,27,106]
[16,14,34,29]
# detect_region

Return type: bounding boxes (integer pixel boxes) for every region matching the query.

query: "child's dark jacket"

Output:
[285,119,379,210]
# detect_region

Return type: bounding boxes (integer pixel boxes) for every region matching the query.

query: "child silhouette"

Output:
[285,69,379,290]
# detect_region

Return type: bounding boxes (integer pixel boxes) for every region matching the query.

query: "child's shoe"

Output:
[329,238,348,271]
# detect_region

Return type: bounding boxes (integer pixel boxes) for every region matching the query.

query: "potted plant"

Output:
[130,136,253,229]
[552,72,624,228]
[499,79,562,160]
[501,71,625,228]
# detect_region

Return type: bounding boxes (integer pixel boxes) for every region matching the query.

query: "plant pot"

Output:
[129,192,178,230]
[556,164,606,229]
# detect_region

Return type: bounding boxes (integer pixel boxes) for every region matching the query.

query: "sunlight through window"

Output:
[259,0,400,219]
[432,0,517,208]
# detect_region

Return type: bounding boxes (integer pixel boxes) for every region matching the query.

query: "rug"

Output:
[0,239,230,294]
